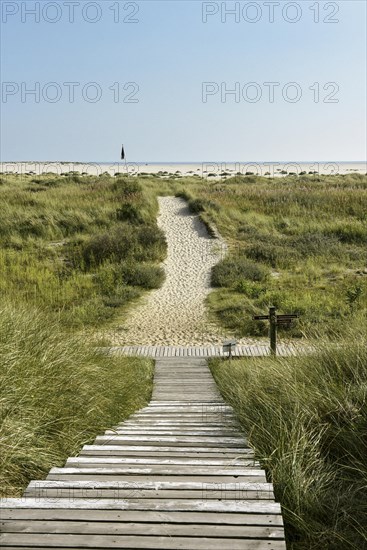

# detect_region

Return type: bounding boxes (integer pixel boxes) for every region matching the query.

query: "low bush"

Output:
[116,203,145,224]
[120,262,165,289]
[212,256,269,287]
[188,198,206,213]
[78,224,166,269]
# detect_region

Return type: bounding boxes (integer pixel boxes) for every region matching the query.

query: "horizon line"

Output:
[1,160,366,164]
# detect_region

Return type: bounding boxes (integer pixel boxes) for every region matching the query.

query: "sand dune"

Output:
[108,197,252,347]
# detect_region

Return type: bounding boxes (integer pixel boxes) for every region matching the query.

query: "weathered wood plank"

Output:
[45,475,268,484]
[0,498,282,513]
[83,444,251,453]
[0,520,285,538]
[0,509,284,525]
[94,436,247,447]
[80,445,252,455]
[0,533,286,549]
[98,425,241,432]
[65,457,254,466]
[25,488,275,500]
[27,480,270,491]
[104,430,242,437]
[49,470,263,476]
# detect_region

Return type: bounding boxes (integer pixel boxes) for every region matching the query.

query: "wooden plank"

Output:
[118,408,232,414]
[140,404,231,409]
[119,421,238,427]
[45,475,267,485]
[0,509,284,526]
[79,446,254,458]
[25,479,272,492]
[94,437,248,448]
[124,415,234,420]
[82,445,250,453]
[0,520,285,539]
[27,480,271,491]
[65,457,254,467]
[94,435,247,444]
[25,492,274,502]
[47,466,261,475]
[45,475,268,485]
[0,533,286,549]
[0,498,282,513]
[104,430,241,437]
[46,476,266,483]
[148,399,229,410]
[130,412,232,417]
[112,427,240,433]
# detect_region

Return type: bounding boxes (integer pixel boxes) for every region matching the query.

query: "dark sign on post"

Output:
[223,340,237,359]
[253,307,299,356]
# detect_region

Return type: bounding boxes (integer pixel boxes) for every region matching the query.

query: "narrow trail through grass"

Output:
[107,196,226,345]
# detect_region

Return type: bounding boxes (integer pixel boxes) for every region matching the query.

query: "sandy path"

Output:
[109,197,230,346]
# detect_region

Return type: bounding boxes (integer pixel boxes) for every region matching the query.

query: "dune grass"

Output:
[0,173,168,327]
[0,300,154,497]
[174,173,367,339]
[210,329,367,549]
[0,172,164,495]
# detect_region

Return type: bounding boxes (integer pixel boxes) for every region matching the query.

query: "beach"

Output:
[1,161,366,178]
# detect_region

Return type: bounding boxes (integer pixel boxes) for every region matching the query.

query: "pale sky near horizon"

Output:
[1,0,366,162]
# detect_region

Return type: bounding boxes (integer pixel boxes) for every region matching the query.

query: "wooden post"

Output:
[223,340,237,361]
[269,306,277,356]
[253,310,298,356]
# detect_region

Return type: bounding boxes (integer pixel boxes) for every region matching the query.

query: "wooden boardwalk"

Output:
[0,358,287,549]
[110,343,304,358]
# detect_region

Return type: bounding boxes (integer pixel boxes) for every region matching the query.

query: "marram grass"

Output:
[210,331,367,549]
[0,300,154,496]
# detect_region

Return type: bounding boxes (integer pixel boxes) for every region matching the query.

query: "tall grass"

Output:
[0,173,164,495]
[0,300,154,496]
[210,330,367,549]
[0,173,167,329]
[175,174,367,338]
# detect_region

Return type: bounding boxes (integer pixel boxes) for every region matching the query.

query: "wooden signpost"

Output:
[253,306,299,356]
[223,339,237,359]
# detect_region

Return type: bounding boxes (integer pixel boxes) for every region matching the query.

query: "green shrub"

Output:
[325,222,366,245]
[188,198,206,213]
[102,286,141,308]
[136,225,167,261]
[113,179,142,200]
[245,242,292,268]
[79,224,166,268]
[235,279,266,298]
[116,203,144,224]
[120,262,165,289]
[212,256,269,287]
[289,232,342,258]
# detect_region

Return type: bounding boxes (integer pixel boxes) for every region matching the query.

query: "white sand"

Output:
[1,161,366,178]
[108,197,246,347]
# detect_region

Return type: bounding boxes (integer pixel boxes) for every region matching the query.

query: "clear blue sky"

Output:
[1,0,366,161]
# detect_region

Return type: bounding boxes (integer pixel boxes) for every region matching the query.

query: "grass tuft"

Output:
[210,331,367,549]
[0,300,153,496]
